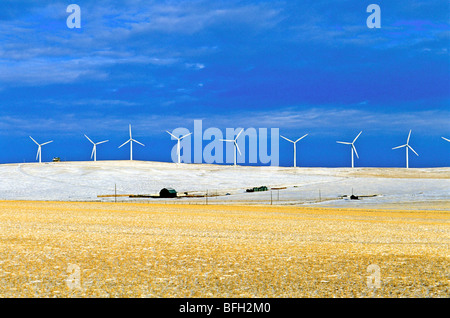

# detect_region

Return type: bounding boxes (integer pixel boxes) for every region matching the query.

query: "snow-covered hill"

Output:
[0,161,449,209]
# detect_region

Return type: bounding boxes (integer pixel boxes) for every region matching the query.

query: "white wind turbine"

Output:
[392,130,418,169]
[336,131,362,168]
[442,137,450,142]
[166,131,192,164]
[118,124,145,160]
[280,134,308,167]
[29,136,53,163]
[85,135,109,162]
[220,129,244,166]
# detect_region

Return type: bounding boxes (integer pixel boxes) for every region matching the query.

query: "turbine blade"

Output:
[96,140,109,145]
[352,145,359,159]
[166,131,178,140]
[36,147,40,160]
[337,141,351,145]
[41,141,53,146]
[280,136,294,143]
[129,124,132,139]
[29,136,39,145]
[235,141,242,156]
[91,146,95,159]
[133,139,145,147]
[84,134,94,144]
[407,130,412,144]
[392,144,407,150]
[295,134,308,143]
[353,131,362,143]
[408,145,419,157]
[180,132,192,140]
[220,139,233,142]
[235,129,244,141]
[118,139,130,148]
[442,137,450,142]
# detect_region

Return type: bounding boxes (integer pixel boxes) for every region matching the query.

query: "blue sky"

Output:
[0,0,449,167]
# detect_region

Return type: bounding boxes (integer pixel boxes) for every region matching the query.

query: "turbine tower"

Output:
[336,131,362,168]
[118,124,144,161]
[29,136,53,163]
[85,135,109,162]
[442,137,450,143]
[280,134,308,167]
[220,129,244,166]
[392,130,419,169]
[166,131,192,164]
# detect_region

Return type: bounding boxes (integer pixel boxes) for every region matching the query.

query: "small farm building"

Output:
[160,188,177,198]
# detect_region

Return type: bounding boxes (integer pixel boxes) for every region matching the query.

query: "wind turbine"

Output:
[84,135,109,161]
[392,130,419,169]
[29,136,53,163]
[336,131,362,168]
[166,131,192,164]
[280,134,308,167]
[118,124,145,160]
[442,137,450,143]
[220,129,244,166]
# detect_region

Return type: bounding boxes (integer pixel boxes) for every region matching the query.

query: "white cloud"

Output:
[1,105,449,139]
[192,107,450,136]
[185,62,205,70]
[0,58,108,86]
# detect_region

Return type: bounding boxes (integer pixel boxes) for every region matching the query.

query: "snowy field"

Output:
[0,160,449,209]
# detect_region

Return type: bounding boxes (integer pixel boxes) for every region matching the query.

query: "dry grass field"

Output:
[0,200,448,298]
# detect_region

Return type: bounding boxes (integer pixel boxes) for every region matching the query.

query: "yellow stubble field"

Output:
[0,200,448,298]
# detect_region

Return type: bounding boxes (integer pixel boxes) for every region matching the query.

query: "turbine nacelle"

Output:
[392,130,419,168]
[118,124,144,160]
[166,131,192,164]
[29,136,53,163]
[220,129,244,166]
[336,131,362,168]
[85,134,109,161]
[280,134,308,167]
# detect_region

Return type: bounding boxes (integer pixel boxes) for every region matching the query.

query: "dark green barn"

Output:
[160,187,177,198]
